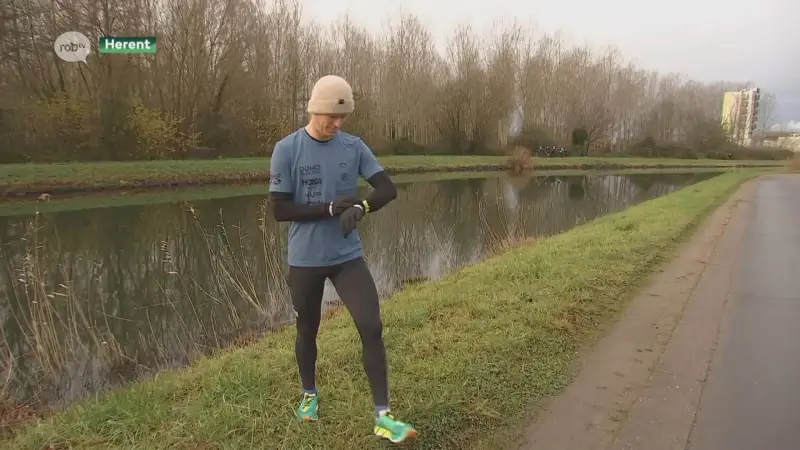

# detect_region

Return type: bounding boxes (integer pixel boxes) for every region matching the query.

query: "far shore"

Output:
[0,156,785,198]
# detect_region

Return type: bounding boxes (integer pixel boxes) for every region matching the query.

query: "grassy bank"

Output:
[0,156,781,197]
[2,169,763,449]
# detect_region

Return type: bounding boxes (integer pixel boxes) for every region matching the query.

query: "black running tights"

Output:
[289,257,389,407]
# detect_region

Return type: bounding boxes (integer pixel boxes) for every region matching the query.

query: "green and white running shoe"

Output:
[374,411,418,444]
[296,392,319,422]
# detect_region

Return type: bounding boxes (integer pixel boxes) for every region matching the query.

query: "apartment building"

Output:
[721,88,760,144]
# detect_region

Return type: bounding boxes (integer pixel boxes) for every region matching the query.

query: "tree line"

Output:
[0,0,789,163]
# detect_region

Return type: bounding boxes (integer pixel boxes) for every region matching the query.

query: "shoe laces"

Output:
[301,393,316,410]
[380,412,404,427]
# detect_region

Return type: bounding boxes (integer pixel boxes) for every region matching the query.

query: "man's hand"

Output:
[340,204,365,237]
[329,197,360,217]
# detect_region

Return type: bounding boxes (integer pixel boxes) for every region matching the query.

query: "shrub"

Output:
[507,146,533,174]
[127,97,199,159]
[788,153,800,172]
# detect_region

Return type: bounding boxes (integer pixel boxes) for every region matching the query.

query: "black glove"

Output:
[340,204,365,237]
[328,197,360,217]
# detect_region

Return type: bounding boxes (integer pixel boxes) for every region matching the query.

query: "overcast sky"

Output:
[299,0,799,130]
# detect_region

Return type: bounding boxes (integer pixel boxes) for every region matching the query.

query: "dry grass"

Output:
[478,193,533,253]
[506,146,533,174]
[0,198,292,432]
[0,210,130,400]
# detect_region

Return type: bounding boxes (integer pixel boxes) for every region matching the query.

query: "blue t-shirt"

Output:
[269,128,384,267]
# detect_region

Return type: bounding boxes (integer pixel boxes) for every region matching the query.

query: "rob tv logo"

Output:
[59,41,87,52]
[54,31,91,64]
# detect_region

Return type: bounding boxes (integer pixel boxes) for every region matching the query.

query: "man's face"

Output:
[315,114,347,137]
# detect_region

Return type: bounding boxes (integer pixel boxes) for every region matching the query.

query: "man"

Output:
[268,74,417,444]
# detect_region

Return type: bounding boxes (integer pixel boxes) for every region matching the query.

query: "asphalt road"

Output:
[688,175,800,450]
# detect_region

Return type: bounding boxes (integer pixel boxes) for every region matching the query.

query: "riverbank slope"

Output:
[2,170,765,449]
[0,156,782,197]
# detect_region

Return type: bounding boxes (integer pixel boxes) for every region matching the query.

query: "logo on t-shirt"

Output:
[300,164,321,176]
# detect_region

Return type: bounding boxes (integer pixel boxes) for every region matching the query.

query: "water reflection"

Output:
[0,171,719,409]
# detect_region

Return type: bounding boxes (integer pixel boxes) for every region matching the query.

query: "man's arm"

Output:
[269,193,330,222]
[268,143,330,222]
[361,171,397,213]
[357,140,397,213]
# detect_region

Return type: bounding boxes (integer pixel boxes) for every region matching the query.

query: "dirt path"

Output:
[513,177,759,450]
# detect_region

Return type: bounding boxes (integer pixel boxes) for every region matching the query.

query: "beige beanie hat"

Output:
[307,75,355,115]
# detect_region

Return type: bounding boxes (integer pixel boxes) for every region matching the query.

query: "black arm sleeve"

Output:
[269,192,330,222]
[363,171,397,213]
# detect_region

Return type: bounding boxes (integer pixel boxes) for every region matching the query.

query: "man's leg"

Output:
[330,257,417,443]
[329,257,389,406]
[288,265,327,421]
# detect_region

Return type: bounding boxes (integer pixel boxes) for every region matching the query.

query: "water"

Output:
[0,170,720,410]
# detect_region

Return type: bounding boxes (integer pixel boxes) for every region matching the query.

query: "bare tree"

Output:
[0,0,761,162]
[757,92,776,135]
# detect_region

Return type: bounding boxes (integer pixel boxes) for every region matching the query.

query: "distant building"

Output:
[761,131,800,152]
[721,88,760,145]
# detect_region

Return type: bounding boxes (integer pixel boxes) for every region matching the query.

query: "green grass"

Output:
[0,156,781,195]
[3,169,764,450]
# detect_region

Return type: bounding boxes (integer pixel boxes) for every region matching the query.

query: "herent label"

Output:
[99,36,156,54]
